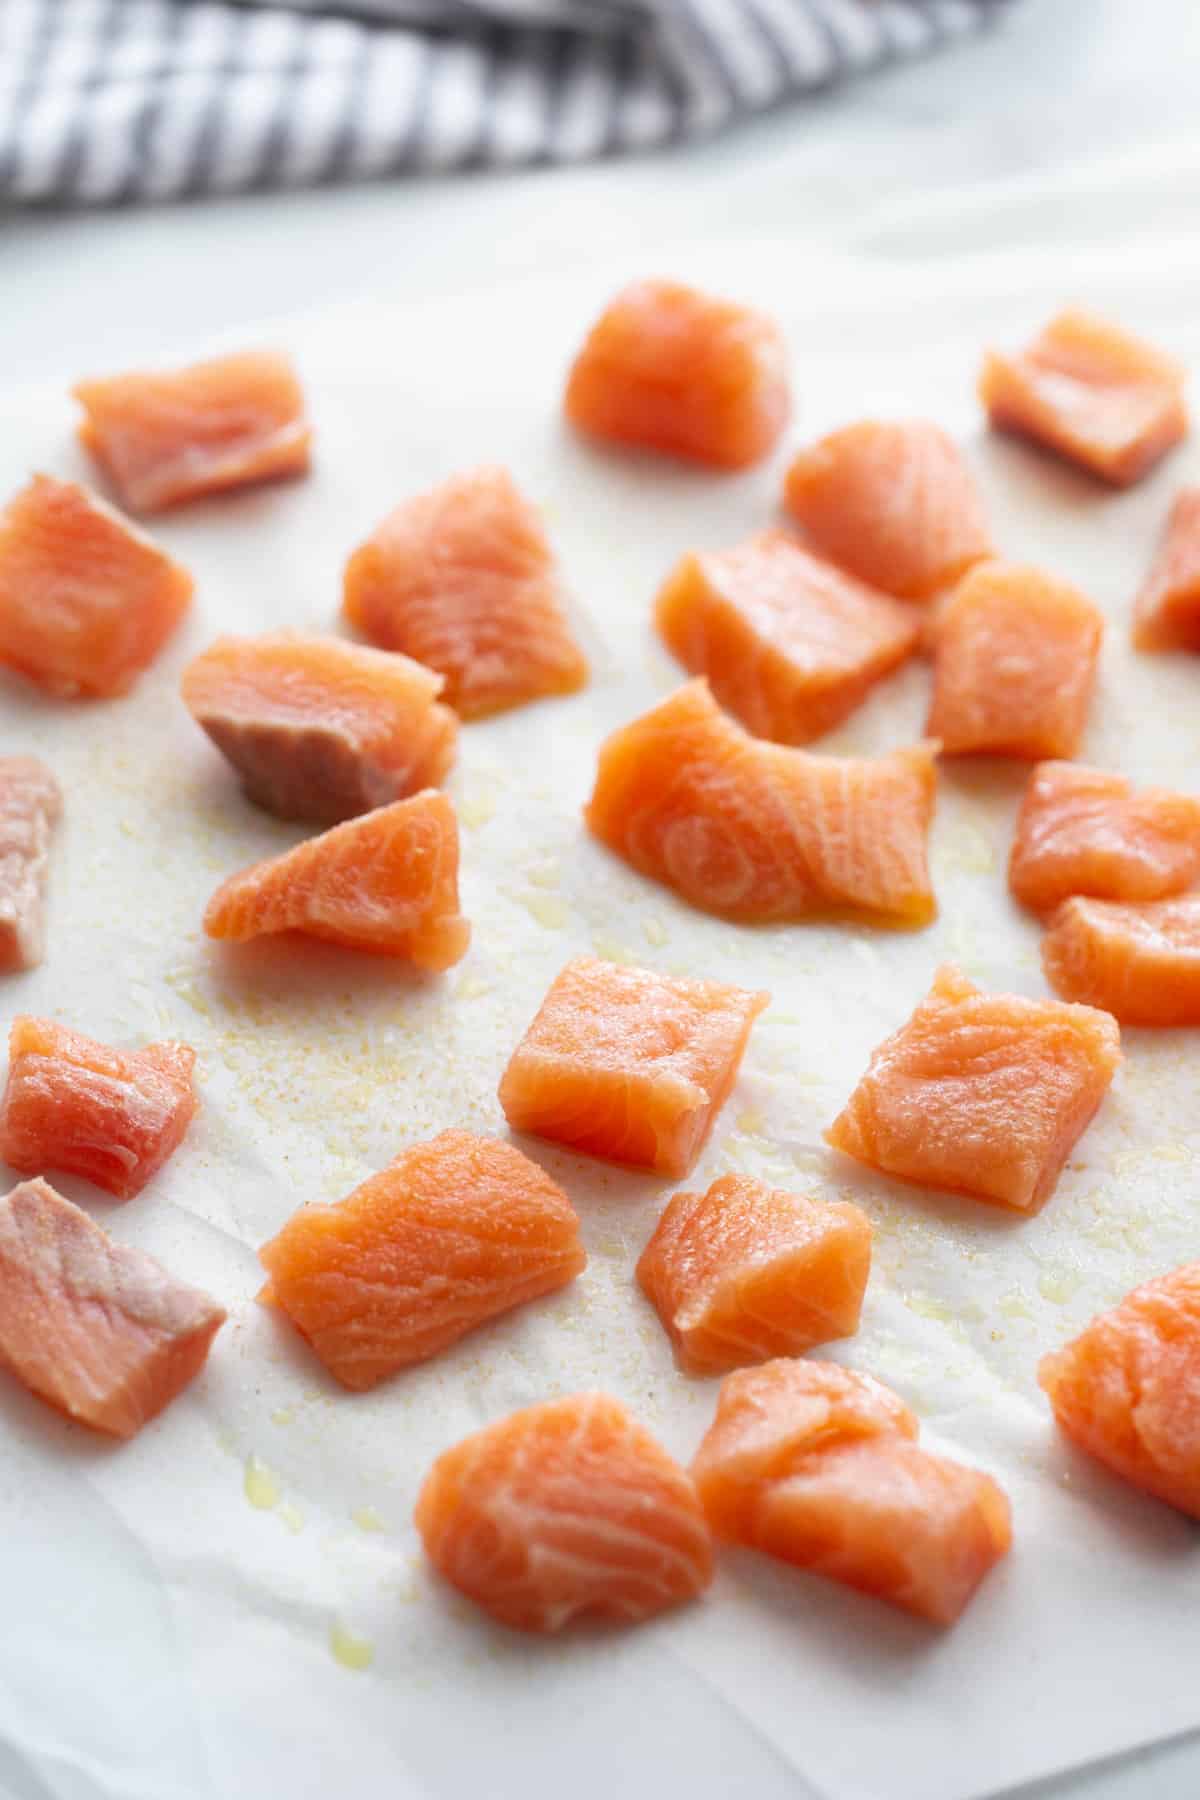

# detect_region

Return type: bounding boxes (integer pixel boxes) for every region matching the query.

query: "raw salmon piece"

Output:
[826,964,1121,1212]
[564,278,790,471]
[585,679,938,926]
[979,309,1187,488]
[0,758,61,973]
[926,561,1103,759]
[1009,762,1200,916]
[342,466,587,719]
[181,633,458,824]
[415,1392,714,1632]
[655,531,919,746]
[259,1130,585,1391]
[636,1174,872,1375]
[0,474,192,699]
[0,1017,198,1201]
[1132,489,1200,651]
[498,955,768,1180]
[203,789,469,971]
[692,1359,1011,1626]
[0,1177,224,1438]
[1040,1262,1200,1517]
[1042,894,1200,1025]
[782,420,993,601]
[73,350,311,514]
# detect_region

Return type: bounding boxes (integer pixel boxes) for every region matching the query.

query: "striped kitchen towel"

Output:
[0,0,1012,207]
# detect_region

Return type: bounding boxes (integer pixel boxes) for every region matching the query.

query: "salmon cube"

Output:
[1042,894,1200,1025]
[498,955,768,1180]
[181,633,458,823]
[73,350,311,514]
[564,279,790,470]
[1133,489,1200,651]
[585,679,938,927]
[691,1359,1011,1626]
[826,964,1121,1212]
[980,309,1187,489]
[0,757,61,973]
[343,466,587,719]
[636,1173,872,1374]
[1009,761,1200,916]
[1040,1262,1200,1517]
[0,1177,224,1438]
[926,561,1103,759]
[782,420,993,600]
[654,531,919,745]
[0,475,192,699]
[0,1017,198,1201]
[259,1131,586,1391]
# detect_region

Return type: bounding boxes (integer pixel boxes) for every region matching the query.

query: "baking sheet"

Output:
[2,232,1200,1800]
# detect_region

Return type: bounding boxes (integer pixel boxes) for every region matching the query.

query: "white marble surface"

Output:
[4,2,1200,1795]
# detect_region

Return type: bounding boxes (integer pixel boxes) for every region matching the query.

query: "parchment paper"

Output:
[2,232,1200,1800]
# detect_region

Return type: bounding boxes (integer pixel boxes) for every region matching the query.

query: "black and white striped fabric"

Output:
[1,0,1010,207]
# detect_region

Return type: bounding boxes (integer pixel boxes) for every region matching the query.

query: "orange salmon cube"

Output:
[1133,488,1200,651]
[73,350,310,513]
[826,964,1121,1212]
[636,1173,872,1375]
[585,679,938,926]
[564,279,790,470]
[0,1017,198,1201]
[782,420,993,600]
[979,309,1187,488]
[342,466,587,720]
[416,1392,714,1632]
[691,1359,1011,1626]
[259,1130,585,1391]
[0,1177,224,1438]
[926,561,1103,759]
[498,955,768,1180]
[0,475,192,698]
[1042,894,1200,1025]
[654,531,919,745]
[181,632,458,823]
[0,757,61,973]
[203,789,469,971]
[1009,761,1200,916]
[1040,1262,1200,1517]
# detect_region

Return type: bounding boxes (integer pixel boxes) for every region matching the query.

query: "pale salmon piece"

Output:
[636,1174,872,1375]
[73,351,311,514]
[0,1177,224,1438]
[1009,762,1200,917]
[692,1359,1011,1626]
[1132,489,1200,651]
[259,1130,585,1391]
[782,420,993,601]
[342,466,587,719]
[181,633,458,823]
[0,1017,198,1201]
[0,758,61,973]
[1042,894,1200,1025]
[498,955,768,1180]
[826,964,1121,1212]
[564,279,790,471]
[979,309,1187,488]
[0,475,193,698]
[415,1392,714,1632]
[926,561,1103,759]
[585,679,938,926]
[1040,1262,1200,1517]
[203,789,469,971]
[655,531,919,746]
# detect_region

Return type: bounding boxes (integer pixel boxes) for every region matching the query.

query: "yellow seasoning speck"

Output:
[641,915,668,948]
[330,1620,374,1672]
[527,859,561,890]
[737,1108,766,1136]
[459,793,496,830]
[270,1407,295,1427]
[522,892,568,930]
[1038,1268,1081,1306]
[243,1455,281,1511]
[352,1506,386,1534]
[277,1501,304,1535]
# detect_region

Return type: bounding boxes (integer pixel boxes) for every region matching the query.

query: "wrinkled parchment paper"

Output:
[3,234,1200,1800]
